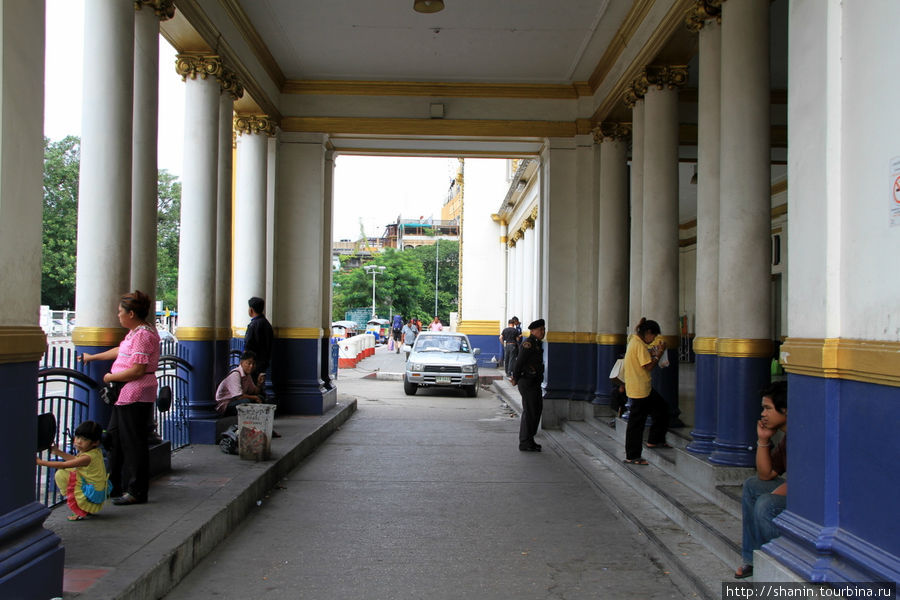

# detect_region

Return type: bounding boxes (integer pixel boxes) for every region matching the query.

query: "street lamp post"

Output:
[364,265,386,318]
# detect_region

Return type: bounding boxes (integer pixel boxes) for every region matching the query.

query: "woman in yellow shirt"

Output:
[622,318,669,465]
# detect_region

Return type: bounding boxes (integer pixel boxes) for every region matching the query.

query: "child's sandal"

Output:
[67,514,89,521]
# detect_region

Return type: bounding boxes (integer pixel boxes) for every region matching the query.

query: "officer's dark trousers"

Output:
[624,388,668,460]
[503,342,518,376]
[518,376,543,446]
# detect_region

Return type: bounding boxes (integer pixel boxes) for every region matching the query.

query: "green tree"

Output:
[41,136,80,308]
[331,242,460,324]
[40,135,183,309]
[408,240,459,323]
[332,248,430,322]
[156,170,181,308]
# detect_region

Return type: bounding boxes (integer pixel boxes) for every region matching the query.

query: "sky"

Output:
[43,0,453,243]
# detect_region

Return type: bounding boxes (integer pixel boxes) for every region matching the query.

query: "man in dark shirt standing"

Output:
[244,296,273,381]
[499,318,520,378]
[511,319,545,452]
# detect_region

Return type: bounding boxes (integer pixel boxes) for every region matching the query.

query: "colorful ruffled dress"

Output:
[53,447,109,518]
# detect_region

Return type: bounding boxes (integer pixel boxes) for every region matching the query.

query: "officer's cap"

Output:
[528,319,545,330]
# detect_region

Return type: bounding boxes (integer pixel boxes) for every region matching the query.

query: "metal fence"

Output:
[35,339,193,508]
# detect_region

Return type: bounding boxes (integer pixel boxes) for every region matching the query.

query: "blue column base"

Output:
[593,343,625,404]
[75,344,116,426]
[180,340,218,444]
[272,338,336,415]
[573,342,597,401]
[213,338,230,391]
[687,353,718,455]
[651,347,682,427]
[544,341,575,400]
[1,361,64,598]
[466,334,502,369]
[0,503,65,600]
[761,373,900,585]
[709,355,770,466]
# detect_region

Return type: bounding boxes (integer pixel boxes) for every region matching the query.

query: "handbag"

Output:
[608,358,625,383]
[99,381,124,406]
[81,476,112,504]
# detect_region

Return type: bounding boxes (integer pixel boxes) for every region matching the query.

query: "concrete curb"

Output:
[88,400,357,600]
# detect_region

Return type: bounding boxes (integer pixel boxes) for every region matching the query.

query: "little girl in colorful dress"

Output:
[36,421,110,521]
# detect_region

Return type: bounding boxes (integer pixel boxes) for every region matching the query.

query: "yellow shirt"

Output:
[624,334,653,399]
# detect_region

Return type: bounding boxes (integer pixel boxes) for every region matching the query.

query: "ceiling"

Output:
[238,0,630,84]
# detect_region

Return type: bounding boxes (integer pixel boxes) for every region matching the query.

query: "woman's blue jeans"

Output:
[741,475,787,564]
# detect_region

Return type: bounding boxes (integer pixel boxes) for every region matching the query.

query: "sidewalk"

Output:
[52,401,355,599]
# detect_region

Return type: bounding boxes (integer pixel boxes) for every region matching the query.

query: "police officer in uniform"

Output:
[511,319,545,452]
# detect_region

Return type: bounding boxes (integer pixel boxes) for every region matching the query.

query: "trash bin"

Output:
[236,403,276,461]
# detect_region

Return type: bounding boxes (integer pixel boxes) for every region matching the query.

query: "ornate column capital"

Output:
[593,121,632,143]
[622,72,649,108]
[175,54,244,99]
[644,65,690,90]
[234,114,278,137]
[685,0,722,32]
[134,0,176,20]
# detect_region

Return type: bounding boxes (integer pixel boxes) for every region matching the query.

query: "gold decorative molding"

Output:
[780,338,900,388]
[644,65,690,90]
[594,0,696,121]
[593,121,632,143]
[283,80,583,99]
[281,116,576,138]
[219,0,285,90]
[718,338,773,358]
[216,327,233,341]
[684,0,722,32]
[456,320,502,336]
[596,334,628,346]
[693,336,718,355]
[175,53,244,100]
[499,235,508,244]
[234,114,278,136]
[275,327,324,339]
[71,327,128,347]
[173,326,218,342]
[134,0,176,20]
[588,0,656,91]
[0,326,47,364]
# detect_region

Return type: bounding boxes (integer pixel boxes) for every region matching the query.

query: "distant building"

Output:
[380,216,458,250]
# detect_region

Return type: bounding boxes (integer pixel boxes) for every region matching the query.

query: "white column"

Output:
[232,116,274,330]
[175,55,221,331]
[641,68,684,337]
[523,223,535,323]
[695,20,721,347]
[628,98,645,329]
[596,124,631,336]
[74,0,134,331]
[718,0,771,343]
[216,91,236,342]
[0,0,44,331]
[130,2,172,304]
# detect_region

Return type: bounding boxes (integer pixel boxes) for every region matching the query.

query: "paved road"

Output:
[164,347,690,600]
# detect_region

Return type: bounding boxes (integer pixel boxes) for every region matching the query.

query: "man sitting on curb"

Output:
[735,380,788,579]
[215,350,265,417]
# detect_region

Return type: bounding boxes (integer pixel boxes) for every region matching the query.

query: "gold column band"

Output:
[72,326,127,347]
[216,327,233,341]
[659,335,680,349]
[174,327,218,342]
[274,327,325,339]
[456,320,502,336]
[693,336,718,355]
[717,338,773,358]
[544,332,596,344]
[0,326,48,363]
[595,333,627,345]
[780,337,900,388]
